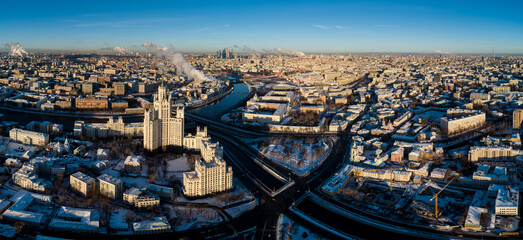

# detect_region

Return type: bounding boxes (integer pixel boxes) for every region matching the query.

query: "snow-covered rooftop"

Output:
[132,217,171,231]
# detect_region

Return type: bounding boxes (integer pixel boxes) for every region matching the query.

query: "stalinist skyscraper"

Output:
[144,84,184,152]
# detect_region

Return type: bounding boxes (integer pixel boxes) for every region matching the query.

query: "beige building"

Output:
[495,188,519,216]
[98,174,123,200]
[183,134,233,197]
[513,109,523,129]
[113,83,126,95]
[468,146,519,162]
[111,101,128,110]
[73,117,143,138]
[12,163,51,192]
[184,126,211,151]
[440,109,485,135]
[82,83,93,95]
[144,85,184,151]
[123,188,160,209]
[70,171,96,198]
[76,96,108,110]
[242,102,287,125]
[9,128,49,146]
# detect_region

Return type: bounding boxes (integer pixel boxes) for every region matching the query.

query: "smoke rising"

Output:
[171,53,212,82]
[142,41,169,51]
[5,42,28,57]
[113,46,133,54]
[434,50,452,55]
[142,41,214,83]
[233,45,261,57]
[274,48,305,57]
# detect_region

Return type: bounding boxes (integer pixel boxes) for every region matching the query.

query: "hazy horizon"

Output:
[2,0,523,54]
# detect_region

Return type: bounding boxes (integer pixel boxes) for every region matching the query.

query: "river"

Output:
[188,83,250,119]
[0,82,250,132]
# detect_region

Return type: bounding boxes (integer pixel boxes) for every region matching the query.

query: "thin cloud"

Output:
[224,24,230,27]
[312,24,330,29]
[335,25,346,29]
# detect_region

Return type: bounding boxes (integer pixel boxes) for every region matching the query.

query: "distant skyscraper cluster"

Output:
[216,48,234,59]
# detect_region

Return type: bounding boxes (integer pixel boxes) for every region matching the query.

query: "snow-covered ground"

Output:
[0,142,37,158]
[164,156,191,181]
[224,198,257,218]
[163,204,223,231]
[174,180,255,208]
[497,216,520,232]
[166,156,191,171]
[121,176,149,189]
[276,214,329,240]
[253,137,333,175]
[102,168,121,177]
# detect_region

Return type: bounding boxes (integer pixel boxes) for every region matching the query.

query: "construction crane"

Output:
[430,178,455,220]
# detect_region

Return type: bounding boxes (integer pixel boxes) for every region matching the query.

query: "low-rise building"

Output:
[468,146,519,162]
[1,192,49,227]
[124,155,142,173]
[464,206,489,229]
[390,147,404,163]
[146,184,173,200]
[73,117,144,138]
[393,170,412,182]
[132,217,171,235]
[472,165,509,186]
[12,163,51,192]
[9,128,49,146]
[123,188,160,209]
[75,96,108,110]
[430,168,448,179]
[406,162,431,177]
[495,188,519,216]
[48,206,100,233]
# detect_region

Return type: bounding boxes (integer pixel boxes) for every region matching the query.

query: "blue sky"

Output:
[1,0,522,54]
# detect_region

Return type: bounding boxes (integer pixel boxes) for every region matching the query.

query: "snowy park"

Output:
[253,137,334,175]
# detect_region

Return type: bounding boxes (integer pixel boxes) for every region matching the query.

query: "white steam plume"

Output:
[274,48,305,57]
[5,42,28,57]
[434,50,452,55]
[142,41,214,83]
[171,53,213,82]
[233,44,261,57]
[113,46,133,54]
[142,41,168,51]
